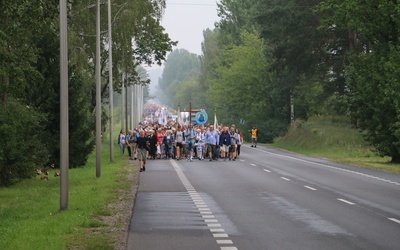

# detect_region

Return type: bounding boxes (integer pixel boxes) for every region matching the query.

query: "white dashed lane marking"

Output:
[214,233,229,238]
[281,177,291,181]
[170,160,239,249]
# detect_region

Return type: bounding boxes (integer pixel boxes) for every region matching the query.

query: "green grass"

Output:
[271,116,400,174]
[0,128,137,249]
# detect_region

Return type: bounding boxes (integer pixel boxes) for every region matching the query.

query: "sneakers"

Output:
[251,145,254,147]
[254,145,257,148]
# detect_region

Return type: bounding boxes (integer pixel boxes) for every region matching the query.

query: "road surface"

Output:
[126,145,400,250]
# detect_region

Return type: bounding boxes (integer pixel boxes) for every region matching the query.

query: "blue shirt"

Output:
[205,129,219,145]
[185,128,196,144]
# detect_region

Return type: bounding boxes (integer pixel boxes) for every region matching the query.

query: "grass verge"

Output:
[0,138,138,249]
[271,116,400,174]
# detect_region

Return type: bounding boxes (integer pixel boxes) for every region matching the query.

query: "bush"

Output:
[0,100,49,186]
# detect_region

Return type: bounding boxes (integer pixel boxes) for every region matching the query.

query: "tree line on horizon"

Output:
[0,0,176,186]
[156,0,400,163]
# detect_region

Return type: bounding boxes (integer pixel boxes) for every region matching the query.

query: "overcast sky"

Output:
[147,1,220,92]
[162,0,220,55]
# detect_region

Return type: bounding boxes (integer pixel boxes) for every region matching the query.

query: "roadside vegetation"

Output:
[0,133,138,250]
[1,115,399,250]
[271,116,400,174]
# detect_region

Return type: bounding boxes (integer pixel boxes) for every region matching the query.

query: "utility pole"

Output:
[130,84,134,129]
[108,0,114,162]
[60,0,69,210]
[95,0,102,178]
[121,72,125,131]
[290,91,295,125]
[125,72,129,130]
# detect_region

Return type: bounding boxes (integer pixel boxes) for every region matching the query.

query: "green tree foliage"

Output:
[207,30,287,142]
[199,28,221,90]
[254,0,341,118]
[0,0,175,185]
[156,49,200,107]
[317,0,400,162]
[216,0,258,45]
[347,49,400,162]
[0,0,52,105]
[0,100,49,186]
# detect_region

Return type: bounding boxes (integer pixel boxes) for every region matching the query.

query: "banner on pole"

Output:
[181,112,190,126]
[195,110,208,125]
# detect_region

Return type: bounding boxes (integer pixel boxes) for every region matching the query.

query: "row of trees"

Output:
[0,0,176,186]
[156,0,400,162]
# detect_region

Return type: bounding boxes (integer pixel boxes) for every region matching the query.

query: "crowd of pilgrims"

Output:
[117,121,244,171]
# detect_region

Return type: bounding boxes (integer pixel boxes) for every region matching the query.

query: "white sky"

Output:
[162,0,220,55]
[146,0,220,92]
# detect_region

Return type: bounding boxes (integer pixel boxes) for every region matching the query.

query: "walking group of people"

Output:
[118,122,250,172]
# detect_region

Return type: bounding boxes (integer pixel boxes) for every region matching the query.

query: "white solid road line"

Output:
[253,147,400,186]
[337,198,356,205]
[304,185,317,191]
[388,218,400,224]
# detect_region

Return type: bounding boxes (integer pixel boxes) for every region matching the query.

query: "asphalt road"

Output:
[126,145,400,250]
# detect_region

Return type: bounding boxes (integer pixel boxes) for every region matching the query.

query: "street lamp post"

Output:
[95,0,102,177]
[60,0,69,210]
[108,0,114,162]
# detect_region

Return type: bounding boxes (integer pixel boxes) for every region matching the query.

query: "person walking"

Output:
[163,130,174,159]
[136,130,148,172]
[131,129,138,160]
[205,125,219,161]
[175,125,185,160]
[229,126,239,160]
[195,128,205,160]
[236,129,243,159]
[126,130,133,159]
[156,128,164,159]
[118,129,126,155]
[148,129,157,159]
[185,124,196,162]
[251,125,258,148]
[219,126,231,161]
